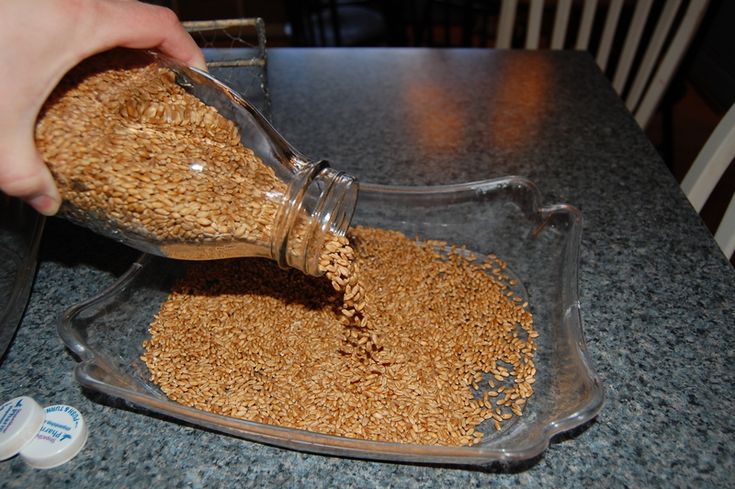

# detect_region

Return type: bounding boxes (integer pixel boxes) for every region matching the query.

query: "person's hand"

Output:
[0,0,206,216]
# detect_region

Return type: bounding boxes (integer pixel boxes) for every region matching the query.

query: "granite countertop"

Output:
[1,48,733,487]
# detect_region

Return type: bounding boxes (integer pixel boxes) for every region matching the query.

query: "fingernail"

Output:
[192,57,208,72]
[29,194,60,216]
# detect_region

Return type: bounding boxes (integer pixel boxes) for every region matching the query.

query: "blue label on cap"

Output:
[0,398,25,434]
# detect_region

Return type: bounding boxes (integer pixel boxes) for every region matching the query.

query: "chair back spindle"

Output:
[488,0,709,128]
[681,104,735,259]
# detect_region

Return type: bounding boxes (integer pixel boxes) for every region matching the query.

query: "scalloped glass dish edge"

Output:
[57,176,604,465]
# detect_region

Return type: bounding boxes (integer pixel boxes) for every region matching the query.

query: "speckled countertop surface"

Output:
[1,49,733,487]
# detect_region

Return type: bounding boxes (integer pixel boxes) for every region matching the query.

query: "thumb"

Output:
[0,136,61,216]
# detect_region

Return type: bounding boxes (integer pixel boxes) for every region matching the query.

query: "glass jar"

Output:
[35,50,357,276]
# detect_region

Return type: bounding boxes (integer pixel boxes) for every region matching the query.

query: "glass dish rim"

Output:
[57,176,605,465]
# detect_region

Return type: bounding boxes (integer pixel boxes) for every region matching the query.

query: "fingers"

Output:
[89,1,206,70]
[0,134,60,216]
[0,0,205,216]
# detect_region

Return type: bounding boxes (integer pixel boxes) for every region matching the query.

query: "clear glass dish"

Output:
[57,176,604,465]
[1,196,45,361]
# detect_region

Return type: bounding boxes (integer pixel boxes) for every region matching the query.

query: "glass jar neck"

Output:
[272,161,358,276]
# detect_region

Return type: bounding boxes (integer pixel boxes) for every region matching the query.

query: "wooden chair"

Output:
[494,0,710,129]
[416,1,710,129]
[681,103,735,260]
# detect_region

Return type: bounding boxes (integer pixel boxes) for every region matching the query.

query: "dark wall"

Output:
[689,0,735,112]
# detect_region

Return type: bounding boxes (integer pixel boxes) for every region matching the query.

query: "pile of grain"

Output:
[142,226,537,446]
[35,50,285,256]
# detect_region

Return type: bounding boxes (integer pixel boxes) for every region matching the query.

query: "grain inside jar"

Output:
[36,49,294,261]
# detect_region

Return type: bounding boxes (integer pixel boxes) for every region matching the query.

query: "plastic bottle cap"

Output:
[0,396,46,460]
[19,405,88,469]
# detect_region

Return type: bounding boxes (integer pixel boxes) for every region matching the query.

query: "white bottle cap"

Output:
[19,405,88,469]
[0,396,46,460]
